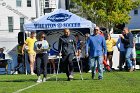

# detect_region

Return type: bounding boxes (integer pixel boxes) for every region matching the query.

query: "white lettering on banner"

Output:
[34,23,80,29]
[63,23,80,28]
[34,24,56,28]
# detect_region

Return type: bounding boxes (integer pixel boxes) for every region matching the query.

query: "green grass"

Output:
[0,71,140,93]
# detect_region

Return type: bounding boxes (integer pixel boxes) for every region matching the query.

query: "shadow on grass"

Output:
[0,79,36,82]
[46,77,99,81]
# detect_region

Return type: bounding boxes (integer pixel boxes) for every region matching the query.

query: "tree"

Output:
[70,0,140,32]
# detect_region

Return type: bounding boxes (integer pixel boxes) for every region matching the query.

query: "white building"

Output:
[0,0,69,73]
[126,7,140,29]
[0,0,58,73]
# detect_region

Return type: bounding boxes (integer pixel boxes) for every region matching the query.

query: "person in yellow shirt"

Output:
[22,32,37,75]
[106,34,116,69]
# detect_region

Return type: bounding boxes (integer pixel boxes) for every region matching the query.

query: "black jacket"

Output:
[58,35,77,56]
[121,32,133,48]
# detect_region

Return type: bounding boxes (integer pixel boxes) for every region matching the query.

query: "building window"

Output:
[27,0,31,7]
[16,0,22,7]
[20,18,24,32]
[45,0,49,8]
[8,17,13,32]
[134,9,138,15]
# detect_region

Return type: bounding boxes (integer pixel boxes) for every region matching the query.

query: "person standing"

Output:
[75,34,82,57]
[75,34,84,68]
[86,26,107,80]
[58,29,77,81]
[131,37,136,71]
[49,49,58,74]
[84,33,92,73]
[106,34,116,69]
[14,44,24,73]
[22,32,37,75]
[98,31,111,72]
[116,31,126,71]
[0,48,5,59]
[34,31,49,83]
[120,27,134,72]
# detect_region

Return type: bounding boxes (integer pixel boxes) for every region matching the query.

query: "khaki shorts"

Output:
[28,53,36,63]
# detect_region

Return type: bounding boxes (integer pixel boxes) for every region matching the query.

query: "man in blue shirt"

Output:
[86,26,107,80]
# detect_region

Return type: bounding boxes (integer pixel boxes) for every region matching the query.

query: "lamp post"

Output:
[35,0,39,18]
[65,0,70,10]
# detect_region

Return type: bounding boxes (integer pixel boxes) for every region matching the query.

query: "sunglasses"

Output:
[41,36,45,38]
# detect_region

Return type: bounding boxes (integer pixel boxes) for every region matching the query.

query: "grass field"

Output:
[0,71,140,93]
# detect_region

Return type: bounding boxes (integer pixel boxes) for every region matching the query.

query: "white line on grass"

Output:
[13,75,55,93]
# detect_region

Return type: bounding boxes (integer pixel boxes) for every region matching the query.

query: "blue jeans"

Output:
[125,48,133,68]
[89,56,103,79]
[88,57,91,70]
[119,51,125,69]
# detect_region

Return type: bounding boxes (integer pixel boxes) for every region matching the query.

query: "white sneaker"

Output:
[42,78,47,82]
[36,77,42,83]
[88,70,92,73]
[53,71,56,74]
[69,75,74,79]
[31,72,36,75]
[14,71,18,74]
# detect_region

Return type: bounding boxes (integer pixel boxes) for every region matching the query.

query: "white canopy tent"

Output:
[23,9,97,75]
[24,9,96,31]
[23,9,96,56]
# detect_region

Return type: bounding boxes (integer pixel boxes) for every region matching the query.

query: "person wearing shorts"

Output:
[22,32,37,75]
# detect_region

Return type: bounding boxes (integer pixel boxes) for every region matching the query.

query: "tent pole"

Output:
[23,31,28,75]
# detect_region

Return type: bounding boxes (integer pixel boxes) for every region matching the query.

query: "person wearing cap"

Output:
[86,26,107,80]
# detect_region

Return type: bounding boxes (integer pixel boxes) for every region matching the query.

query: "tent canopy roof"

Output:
[24,9,96,31]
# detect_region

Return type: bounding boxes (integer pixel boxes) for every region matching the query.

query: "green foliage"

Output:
[71,0,140,30]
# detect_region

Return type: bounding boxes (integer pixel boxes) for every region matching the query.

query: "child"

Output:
[0,47,5,59]
[49,49,58,74]
[14,44,24,73]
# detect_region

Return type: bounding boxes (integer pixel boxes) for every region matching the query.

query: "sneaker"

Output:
[53,71,56,74]
[133,68,136,71]
[14,71,18,74]
[36,77,42,83]
[98,76,103,80]
[88,70,92,73]
[111,68,115,71]
[69,75,74,79]
[42,78,47,82]
[31,72,36,75]
[129,67,134,72]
